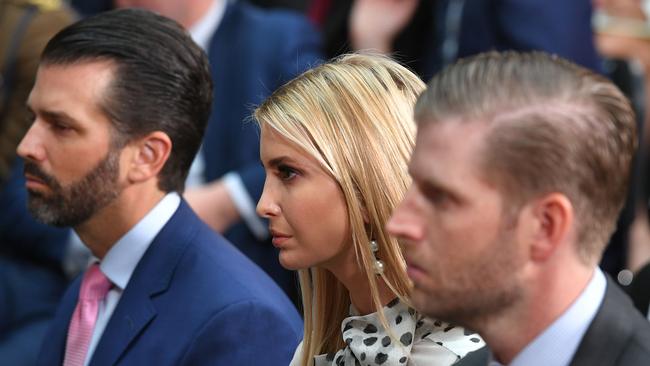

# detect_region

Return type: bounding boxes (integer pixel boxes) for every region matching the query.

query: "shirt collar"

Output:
[188,0,226,51]
[99,192,181,290]
[508,267,607,366]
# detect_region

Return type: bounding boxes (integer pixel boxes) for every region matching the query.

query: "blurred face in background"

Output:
[113,0,213,28]
[114,0,181,15]
[257,126,353,272]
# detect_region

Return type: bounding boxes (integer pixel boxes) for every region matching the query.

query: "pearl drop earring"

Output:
[370,240,384,275]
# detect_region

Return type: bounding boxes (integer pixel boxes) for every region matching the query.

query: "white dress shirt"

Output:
[186,0,225,51]
[490,268,607,366]
[82,193,181,366]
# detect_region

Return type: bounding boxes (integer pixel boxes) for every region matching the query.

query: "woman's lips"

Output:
[270,229,292,248]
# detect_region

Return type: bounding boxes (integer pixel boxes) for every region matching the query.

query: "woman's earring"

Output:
[370,240,385,275]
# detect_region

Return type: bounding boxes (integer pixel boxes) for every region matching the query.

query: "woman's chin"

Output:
[278,252,305,271]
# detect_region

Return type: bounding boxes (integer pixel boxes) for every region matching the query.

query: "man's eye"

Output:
[430,191,449,205]
[51,121,72,132]
[422,185,450,206]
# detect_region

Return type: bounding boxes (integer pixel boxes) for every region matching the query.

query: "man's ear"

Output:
[126,131,172,183]
[526,193,574,262]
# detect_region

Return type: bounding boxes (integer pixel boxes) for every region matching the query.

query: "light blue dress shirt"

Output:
[82,192,181,366]
[490,268,607,366]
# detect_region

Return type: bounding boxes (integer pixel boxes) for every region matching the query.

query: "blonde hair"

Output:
[255,53,425,365]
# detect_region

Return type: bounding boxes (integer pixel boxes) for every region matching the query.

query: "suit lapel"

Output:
[453,346,490,366]
[37,277,81,366]
[569,276,634,366]
[87,201,196,366]
[87,291,156,366]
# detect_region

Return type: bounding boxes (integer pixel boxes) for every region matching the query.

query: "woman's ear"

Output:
[126,131,172,184]
[361,204,370,224]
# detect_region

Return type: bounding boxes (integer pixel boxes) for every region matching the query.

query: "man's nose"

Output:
[387,187,425,244]
[17,122,46,163]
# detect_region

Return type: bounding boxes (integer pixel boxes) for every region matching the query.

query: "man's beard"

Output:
[24,149,121,227]
[414,223,525,329]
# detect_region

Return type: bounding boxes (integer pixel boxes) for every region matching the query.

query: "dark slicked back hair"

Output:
[415,51,637,265]
[41,8,213,192]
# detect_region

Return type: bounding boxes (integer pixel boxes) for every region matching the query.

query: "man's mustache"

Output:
[23,162,59,188]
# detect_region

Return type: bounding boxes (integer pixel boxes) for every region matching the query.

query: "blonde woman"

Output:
[255,54,485,366]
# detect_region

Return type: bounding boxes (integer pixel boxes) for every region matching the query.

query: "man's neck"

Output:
[479,264,595,364]
[74,184,167,259]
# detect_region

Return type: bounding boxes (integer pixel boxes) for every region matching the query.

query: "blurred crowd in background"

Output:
[4,0,650,364]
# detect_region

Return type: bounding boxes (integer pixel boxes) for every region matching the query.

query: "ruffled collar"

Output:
[314,298,425,366]
[312,298,485,365]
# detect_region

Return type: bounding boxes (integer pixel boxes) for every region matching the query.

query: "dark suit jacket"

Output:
[201,1,321,301]
[454,276,650,366]
[36,200,303,365]
[571,276,650,365]
[628,261,650,317]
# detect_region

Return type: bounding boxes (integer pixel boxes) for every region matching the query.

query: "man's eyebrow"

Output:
[410,163,454,193]
[418,174,452,193]
[39,109,80,125]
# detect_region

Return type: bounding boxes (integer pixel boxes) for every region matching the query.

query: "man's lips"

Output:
[24,174,49,190]
[405,256,428,283]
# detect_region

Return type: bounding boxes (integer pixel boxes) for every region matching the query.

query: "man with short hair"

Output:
[18,8,301,366]
[112,0,322,307]
[388,51,650,366]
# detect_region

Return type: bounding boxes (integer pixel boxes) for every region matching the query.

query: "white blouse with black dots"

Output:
[290,298,485,366]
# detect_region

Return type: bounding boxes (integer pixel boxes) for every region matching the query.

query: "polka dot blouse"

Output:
[290,298,485,366]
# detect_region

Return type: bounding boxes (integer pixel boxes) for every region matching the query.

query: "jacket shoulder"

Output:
[571,276,650,366]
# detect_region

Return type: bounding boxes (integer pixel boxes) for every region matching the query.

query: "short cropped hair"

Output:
[415,51,637,264]
[41,8,213,192]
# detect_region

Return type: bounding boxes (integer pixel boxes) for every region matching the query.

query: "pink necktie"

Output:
[63,263,112,366]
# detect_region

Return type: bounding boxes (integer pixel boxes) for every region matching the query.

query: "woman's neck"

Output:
[325,254,396,315]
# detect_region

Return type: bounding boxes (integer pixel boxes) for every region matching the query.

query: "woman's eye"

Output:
[277,165,298,181]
